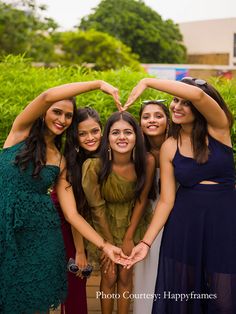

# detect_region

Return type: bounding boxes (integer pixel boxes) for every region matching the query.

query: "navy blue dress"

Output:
[152,135,236,314]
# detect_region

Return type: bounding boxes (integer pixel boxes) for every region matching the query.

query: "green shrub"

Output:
[1,55,236,160]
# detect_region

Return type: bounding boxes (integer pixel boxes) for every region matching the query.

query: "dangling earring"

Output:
[132,146,136,161]
[165,123,170,140]
[108,146,112,161]
[75,146,80,153]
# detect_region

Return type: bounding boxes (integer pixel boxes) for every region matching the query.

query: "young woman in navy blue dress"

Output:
[124,77,236,314]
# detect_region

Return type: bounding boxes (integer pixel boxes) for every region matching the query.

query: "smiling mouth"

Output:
[147,125,158,129]
[117,142,128,147]
[54,123,65,130]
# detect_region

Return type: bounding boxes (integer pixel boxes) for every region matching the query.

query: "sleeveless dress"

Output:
[51,191,88,314]
[0,141,67,314]
[152,135,236,314]
[82,158,152,270]
[133,169,163,314]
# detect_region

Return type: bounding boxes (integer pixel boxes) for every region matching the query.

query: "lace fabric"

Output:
[0,142,67,313]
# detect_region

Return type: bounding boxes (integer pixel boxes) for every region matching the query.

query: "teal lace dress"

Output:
[0,141,67,314]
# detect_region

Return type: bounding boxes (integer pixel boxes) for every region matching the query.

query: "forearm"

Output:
[71,226,85,253]
[43,80,103,103]
[91,206,114,243]
[142,200,173,246]
[142,78,203,103]
[124,200,148,240]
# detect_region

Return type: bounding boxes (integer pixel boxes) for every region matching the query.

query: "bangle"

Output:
[139,240,151,248]
[99,239,107,251]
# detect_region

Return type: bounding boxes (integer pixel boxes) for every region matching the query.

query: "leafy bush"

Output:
[1,55,235,160]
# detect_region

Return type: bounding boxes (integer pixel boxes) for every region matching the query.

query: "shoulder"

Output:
[82,157,101,174]
[160,137,177,161]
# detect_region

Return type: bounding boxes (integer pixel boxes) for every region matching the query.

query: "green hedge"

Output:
[1,55,236,159]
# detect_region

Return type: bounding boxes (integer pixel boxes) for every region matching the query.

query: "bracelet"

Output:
[139,240,151,248]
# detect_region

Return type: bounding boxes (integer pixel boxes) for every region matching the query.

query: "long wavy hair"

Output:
[139,101,171,199]
[15,97,77,177]
[172,78,234,164]
[99,111,147,201]
[64,107,102,218]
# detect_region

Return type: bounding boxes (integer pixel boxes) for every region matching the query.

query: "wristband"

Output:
[139,240,151,248]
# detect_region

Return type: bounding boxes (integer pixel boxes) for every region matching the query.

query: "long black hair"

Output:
[64,107,102,218]
[172,78,234,163]
[15,97,77,177]
[99,111,147,201]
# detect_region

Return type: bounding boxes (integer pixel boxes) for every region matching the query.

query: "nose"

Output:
[87,133,94,140]
[118,131,126,140]
[58,114,66,124]
[148,115,157,123]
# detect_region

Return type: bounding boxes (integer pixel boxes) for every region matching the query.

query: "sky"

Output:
[37,0,236,31]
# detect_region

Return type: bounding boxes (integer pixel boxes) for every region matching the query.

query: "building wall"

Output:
[179,18,236,66]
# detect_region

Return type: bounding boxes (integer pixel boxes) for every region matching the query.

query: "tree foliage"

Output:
[0,0,57,61]
[79,0,187,64]
[58,29,141,71]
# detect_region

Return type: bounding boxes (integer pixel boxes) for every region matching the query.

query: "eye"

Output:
[52,109,61,115]
[78,132,86,137]
[65,113,73,119]
[142,114,149,120]
[183,100,191,107]
[173,97,179,103]
[92,128,101,135]
[111,130,120,135]
[124,130,134,136]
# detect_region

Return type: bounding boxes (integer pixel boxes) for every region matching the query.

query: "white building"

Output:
[179,18,236,66]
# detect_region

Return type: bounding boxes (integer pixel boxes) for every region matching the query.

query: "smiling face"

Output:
[108,118,136,156]
[170,97,195,125]
[140,104,168,137]
[44,100,74,135]
[78,117,102,152]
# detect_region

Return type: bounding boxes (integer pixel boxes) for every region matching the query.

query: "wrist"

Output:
[98,239,107,251]
[139,239,151,249]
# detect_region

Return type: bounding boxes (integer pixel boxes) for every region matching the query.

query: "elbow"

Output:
[193,88,205,102]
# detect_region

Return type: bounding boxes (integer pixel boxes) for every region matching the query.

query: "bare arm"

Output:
[56,161,127,264]
[6,80,121,146]
[71,227,88,269]
[123,154,155,241]
[127,139,177,266]
[124,78,229,129]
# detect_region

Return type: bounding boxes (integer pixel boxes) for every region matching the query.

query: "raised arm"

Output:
[8,80,121,140]
[122,153,155,255]
[124,78,228,129]
[127,138,177,267]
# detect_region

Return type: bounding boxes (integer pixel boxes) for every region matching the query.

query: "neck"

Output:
[148,134,166,150]
[112,152,132,166]
[44,133,56,148]
[180,123,193,136]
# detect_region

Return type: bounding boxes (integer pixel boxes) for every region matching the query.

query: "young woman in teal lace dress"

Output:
[0,80,126,314]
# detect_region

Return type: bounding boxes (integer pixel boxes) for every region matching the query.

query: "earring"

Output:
[75,146,80,153]
[108,147,112,161]
[132,146,136,161]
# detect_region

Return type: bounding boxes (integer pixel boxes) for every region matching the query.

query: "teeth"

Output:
[148,125,158,129]
[117,143,127,147]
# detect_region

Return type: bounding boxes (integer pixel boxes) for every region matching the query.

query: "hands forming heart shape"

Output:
[100,79,148,112]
